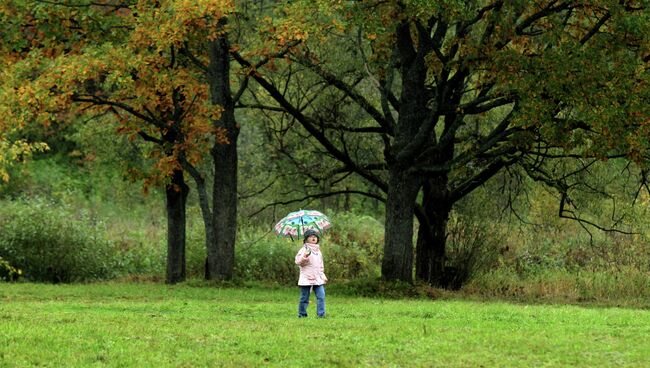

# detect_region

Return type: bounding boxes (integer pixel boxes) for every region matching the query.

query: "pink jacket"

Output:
[295,243,328,286]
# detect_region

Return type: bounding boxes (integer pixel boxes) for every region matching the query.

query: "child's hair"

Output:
[303,229,320,243]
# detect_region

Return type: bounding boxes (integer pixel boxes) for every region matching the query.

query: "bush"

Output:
[0,256,22,282]
[0,198,119,283]
[441,213,504,289]
[325,212,383,281]
[230,214,384,284]
[235,229,297,284]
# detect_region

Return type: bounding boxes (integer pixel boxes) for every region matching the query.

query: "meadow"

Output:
[1,282,649,367]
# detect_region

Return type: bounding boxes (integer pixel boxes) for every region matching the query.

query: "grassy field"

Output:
[1,282,649,367]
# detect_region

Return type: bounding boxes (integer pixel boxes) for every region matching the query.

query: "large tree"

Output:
[1,0,235,283]
[237,0,649,283]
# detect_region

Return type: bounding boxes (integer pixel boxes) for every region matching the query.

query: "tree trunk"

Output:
[415,177,452,286]
[209,134,238,280]
[380,21,430,283]
[205,20,239,281]
[178,158,216,280]
[381,169,422,282]
[165,168,189,284]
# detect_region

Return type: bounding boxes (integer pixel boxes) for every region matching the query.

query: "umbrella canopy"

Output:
[274,209,331,238]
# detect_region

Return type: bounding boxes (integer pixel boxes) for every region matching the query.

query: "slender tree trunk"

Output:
[206,20,239,280]
[202,206,216,280]
[381,169,422,282]
[165,168,189,284]
[178,158,216,280]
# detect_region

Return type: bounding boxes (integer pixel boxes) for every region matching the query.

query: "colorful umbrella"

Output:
[274,209,332,239]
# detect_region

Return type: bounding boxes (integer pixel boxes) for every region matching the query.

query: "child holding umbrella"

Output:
[295,229,328,318]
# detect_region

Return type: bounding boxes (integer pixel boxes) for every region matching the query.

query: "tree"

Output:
[236,0,649,284]
[0,1,54,184]
[1,0,300,283]
[0,0,231,283]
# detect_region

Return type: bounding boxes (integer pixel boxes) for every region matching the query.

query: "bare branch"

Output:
[248,189,386,219]
[232,50,389,192]
[294,55,394,135]
[559,193,636,235]
[235,103,286,112]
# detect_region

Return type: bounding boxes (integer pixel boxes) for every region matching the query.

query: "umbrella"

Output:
[274,209,331,239]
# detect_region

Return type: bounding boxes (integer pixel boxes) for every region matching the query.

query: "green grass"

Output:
[1,283,649,367]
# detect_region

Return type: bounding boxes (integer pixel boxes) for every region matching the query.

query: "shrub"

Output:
[0,256,22,282]
[465,266,650,305]
[235,229,297,284]
[441,213,504,289]
[231,213,385,284]
[324,212,383,280]
[185,214,210,279]
[0,198,119,283]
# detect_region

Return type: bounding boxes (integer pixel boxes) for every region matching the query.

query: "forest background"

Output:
[1,0,649,306]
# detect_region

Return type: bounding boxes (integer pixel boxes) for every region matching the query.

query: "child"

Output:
[295,229,328,318]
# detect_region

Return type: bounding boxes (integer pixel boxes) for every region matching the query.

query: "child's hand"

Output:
[303,251,310,258]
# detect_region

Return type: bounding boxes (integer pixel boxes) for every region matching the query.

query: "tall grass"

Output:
[465,267,650,307]
[0,198,118,282]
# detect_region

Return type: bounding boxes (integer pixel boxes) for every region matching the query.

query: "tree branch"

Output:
[449,156,518,202]
[579,12,611,45]
[515,2,572,36]
[249,189,386,219]
[72,95,159,126]
[294,55,393,135]
[232,40,301,104]
[180,43,208,73]
[232,50,389,193]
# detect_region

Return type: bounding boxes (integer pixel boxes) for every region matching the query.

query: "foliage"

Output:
[0,0,233,190]
[0,256,22,282]
[325,211,384,279]
[232,228,296,284]
[0,198,119,282]
[0,134,49,183]
[2,283,650,366]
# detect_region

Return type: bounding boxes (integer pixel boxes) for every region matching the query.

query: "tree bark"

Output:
[165,168,189,284]
[209,131,238,280]
[205,20,239,280]
[380,21,430,283]
[381,169,422,282]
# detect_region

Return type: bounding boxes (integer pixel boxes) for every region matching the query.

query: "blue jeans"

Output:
[298,285,325,317]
